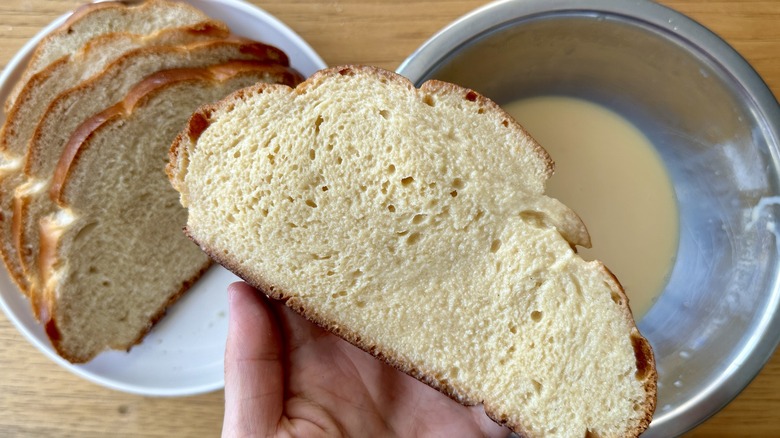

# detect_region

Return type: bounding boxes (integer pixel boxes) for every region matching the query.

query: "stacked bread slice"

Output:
[0,0,303,362]
[5,0,227,111]
[0,0,227,296]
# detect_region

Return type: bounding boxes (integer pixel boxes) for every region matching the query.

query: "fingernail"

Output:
[227,282,241,304]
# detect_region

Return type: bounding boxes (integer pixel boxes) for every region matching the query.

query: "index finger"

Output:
[223,282,284,437]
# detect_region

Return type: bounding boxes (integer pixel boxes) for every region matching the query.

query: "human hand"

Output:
[222,281,509,438]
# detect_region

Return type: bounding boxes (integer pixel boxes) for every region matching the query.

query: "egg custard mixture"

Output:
[504,96,679,320]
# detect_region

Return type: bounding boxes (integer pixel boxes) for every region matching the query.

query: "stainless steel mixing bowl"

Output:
[397,0,780,436]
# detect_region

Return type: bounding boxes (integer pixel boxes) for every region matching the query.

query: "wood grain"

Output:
[0,0,779,436]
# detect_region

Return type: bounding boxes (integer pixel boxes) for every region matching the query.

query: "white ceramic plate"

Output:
[0,0,326,396]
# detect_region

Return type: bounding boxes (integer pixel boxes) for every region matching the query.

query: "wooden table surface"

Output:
[1,0,779,436]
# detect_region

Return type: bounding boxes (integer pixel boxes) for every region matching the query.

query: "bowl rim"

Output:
[396,0,780,436]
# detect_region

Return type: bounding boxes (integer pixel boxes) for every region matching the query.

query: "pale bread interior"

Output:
[170,66,656,438]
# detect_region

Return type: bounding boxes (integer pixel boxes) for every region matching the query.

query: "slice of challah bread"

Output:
[0,26,232,292]
[0,37,288,309]
[5,0,221,111]
[0,0,227,295]
[36,61,302,363]
[0,25,242,293]
[168,65,656,437]
[2,23,230,161]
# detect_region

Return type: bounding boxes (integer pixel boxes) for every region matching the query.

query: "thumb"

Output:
[223,282,284,438]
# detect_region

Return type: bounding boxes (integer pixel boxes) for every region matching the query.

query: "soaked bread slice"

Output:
[37,61,302,363]
[5,0,221,111]
[168,65,656,437]
[3,37,288,311]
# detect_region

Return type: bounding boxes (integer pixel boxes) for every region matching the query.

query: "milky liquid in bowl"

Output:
[503,96,679,320]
